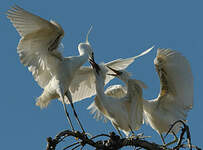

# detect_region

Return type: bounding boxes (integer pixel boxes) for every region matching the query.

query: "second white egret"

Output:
[143,48,193,145]
[88,56,147,137]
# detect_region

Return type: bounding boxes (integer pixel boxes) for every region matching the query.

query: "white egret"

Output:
[7,5,94,132]
[88,56,147,137]
[90,48,193,145]
[7,5,153,133]
[143,48,193,145]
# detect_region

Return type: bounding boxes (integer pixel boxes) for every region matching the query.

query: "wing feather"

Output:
[105,85,127,98]
[155,48,193,115]
[87,85,126,122]
[87,101,108,122]
[70,56,139,103]
[70,66,96,102]
[7,5,57,37]
[104,46,154,90]
[7,5,64,88]
[70,46,153,103]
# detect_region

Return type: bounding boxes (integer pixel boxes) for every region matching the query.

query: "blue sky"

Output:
[1,0,203,149]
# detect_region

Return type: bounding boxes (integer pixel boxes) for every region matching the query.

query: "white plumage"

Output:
[88,57,148,136]
[143,48,193,139]
[7,5,153,108]
[88,85,127,123]
[7,5,96,132]
[7,5,94,109]
[69,45,153,104]
[88,48,193,142]
[7,5,154,132]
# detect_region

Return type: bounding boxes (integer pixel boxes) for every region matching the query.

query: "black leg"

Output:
[116,127,123,138]
[65,91,85,133]
[128,125,135,136]
[61,96,75,132]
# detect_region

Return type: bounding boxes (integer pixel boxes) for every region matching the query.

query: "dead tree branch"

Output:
[46,120,201,150]
[46,131,165,150]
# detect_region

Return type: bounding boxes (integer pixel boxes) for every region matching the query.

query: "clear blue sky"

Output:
[1,0,202,149]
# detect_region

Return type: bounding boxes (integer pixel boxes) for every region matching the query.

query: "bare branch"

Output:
[46,130,167,150]
[45,120,200,150]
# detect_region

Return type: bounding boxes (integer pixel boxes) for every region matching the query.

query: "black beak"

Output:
[106,66,122,76]
[88,54,100,74]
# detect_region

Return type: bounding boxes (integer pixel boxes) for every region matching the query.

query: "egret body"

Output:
[7,5,94,132]
[88,58,147,136]
[143,49,193,145]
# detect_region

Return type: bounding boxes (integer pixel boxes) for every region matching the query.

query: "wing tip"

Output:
[7,4,24,19]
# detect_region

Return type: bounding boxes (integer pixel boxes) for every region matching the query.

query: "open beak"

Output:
[88,54,100,74]
[106,66,122,76]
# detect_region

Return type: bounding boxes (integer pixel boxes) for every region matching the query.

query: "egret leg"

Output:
[164,132,178,147]
[112,122,123,138]
[61,95,75,131]
[65,91,85,133]
[128,125,135,137]
[116,127,123,138]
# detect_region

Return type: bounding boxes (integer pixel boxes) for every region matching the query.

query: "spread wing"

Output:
[69,46,154,103]
[7,5,64,88]
[154,48,193,119]
[87,85,127,122]
[69,66,95,102]
[105,46,154,72]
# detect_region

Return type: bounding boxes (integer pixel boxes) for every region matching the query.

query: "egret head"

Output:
[78,26,93,59]
[107,66,131,82]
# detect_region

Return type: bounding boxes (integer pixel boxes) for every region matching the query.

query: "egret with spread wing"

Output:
[7,5,154,133]
[7,5,94,132]
[143,48,193,145]
[88,55,147,137]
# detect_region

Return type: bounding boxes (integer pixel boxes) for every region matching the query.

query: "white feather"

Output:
[7,5,93,109]
[69,46,154,103]
[143,48,193,134]
[89,65,146,136]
